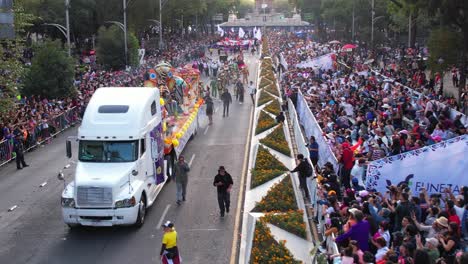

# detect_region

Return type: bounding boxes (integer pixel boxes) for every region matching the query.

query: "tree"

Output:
[22,40,76,99]
[427,28,461,76]
[426,0,468,102]
[95,25,139,70]
[0,0,35,114]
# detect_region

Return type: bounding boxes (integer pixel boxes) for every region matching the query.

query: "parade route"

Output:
[0,52,259,264]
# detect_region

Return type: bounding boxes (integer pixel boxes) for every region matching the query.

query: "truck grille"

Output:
[77,186,113,207]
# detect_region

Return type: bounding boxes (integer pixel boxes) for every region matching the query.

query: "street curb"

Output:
[230,54,258,264]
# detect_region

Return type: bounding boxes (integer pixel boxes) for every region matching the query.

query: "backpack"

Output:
[305,160,313,177]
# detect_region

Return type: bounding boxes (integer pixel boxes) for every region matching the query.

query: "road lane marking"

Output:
[185,228,221,231]
[39,182,47,187]
[188,154,196,167]
[203,126,209,135]
[230,93,255,264]
[8,205,18,212]
[156,204,171,230]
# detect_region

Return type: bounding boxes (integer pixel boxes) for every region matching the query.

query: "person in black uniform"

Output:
[213,166,233,217]
[13,133,29,170]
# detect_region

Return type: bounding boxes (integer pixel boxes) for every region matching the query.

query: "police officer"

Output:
[13,133,29,170]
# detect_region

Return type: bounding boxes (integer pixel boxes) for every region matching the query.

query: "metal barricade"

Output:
[0,106,82,167]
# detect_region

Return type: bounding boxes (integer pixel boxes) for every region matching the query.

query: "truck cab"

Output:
[61,88,167,227]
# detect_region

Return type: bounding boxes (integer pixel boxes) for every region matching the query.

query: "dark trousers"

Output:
[341,168,351,189]
[223,103,230,116]
[250,94,255,104]
[217,191,230,214]
[299,176,310,198]
[310,157,318,167]
[16,154,27,169]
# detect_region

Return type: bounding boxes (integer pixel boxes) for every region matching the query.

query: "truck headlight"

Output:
[61,198,75,208]
[115,196,136,208]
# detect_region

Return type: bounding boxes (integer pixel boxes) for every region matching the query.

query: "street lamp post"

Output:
[43,23,70,56]
[159,0,163,49]
[123,0,128,67]
[371,0,374,47]
[65,0,71,56]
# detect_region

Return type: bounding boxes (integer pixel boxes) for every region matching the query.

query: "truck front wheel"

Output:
[135,196,146,228]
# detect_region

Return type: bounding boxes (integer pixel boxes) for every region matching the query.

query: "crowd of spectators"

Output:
[271,32,466,166]
[0,33,220,161]
[268,30,467,264]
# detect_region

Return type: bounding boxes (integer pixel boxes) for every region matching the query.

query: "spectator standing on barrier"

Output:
[221,89,232,117]
[307,136,319,167]
[13,133,29,170]
[275,111,285,123]
[213,166,233,217]
[340,142,354,189]
[290,154,313,200]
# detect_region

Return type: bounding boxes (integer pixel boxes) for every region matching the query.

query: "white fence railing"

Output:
[294,90,340,175]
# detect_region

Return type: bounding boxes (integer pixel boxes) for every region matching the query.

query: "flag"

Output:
[255,28,262,40]
[238,27,245,38]
[217,25,224,37]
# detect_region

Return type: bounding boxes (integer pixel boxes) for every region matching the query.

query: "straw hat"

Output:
[435,216,449,228]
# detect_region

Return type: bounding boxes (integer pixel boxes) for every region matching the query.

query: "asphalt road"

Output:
[0,52,258,264]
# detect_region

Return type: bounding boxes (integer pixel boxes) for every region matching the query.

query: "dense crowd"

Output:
[0,34,220,152]
[269,30,467,264]
[272,32,466,166]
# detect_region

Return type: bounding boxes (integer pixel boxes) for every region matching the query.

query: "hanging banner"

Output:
[366,135,468,195]
[296,53,335,70]
[296,91,340,174]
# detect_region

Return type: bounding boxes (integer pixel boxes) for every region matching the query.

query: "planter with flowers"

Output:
[250,220,301,264]
[261,210,307,239]
[255,110,277,135]
[264,99,281,116]
[257,90,274,107]
[251,146,288,188]
[259,124,291,157]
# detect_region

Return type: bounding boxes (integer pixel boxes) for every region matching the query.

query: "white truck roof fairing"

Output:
[78,87,161,140]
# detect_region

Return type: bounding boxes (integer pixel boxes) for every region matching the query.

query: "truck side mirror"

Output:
[66,140,72,158]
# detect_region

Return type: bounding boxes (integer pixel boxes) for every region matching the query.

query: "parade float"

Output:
[144,62,203,160]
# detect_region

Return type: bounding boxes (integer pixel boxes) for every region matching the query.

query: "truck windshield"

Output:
[78,140,138,162]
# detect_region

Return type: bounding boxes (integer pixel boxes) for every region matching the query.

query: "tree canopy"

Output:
[22,40,76,99]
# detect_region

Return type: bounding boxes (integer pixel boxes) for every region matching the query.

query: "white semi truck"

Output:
[59,87,199,227]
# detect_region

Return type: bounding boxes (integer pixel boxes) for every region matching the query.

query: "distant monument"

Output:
[219,0,309,28]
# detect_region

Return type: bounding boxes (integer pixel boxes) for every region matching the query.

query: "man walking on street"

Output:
[236,79,244,104]
[221,88,232,117]
[248,81,256,104]
[290,154,312,200]
[13,133,29,170]
[213,166,233,217]
[173,155,190,205]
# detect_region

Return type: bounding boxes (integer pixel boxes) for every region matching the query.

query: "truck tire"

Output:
[166,152,175,182]
[135,196,146,228]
